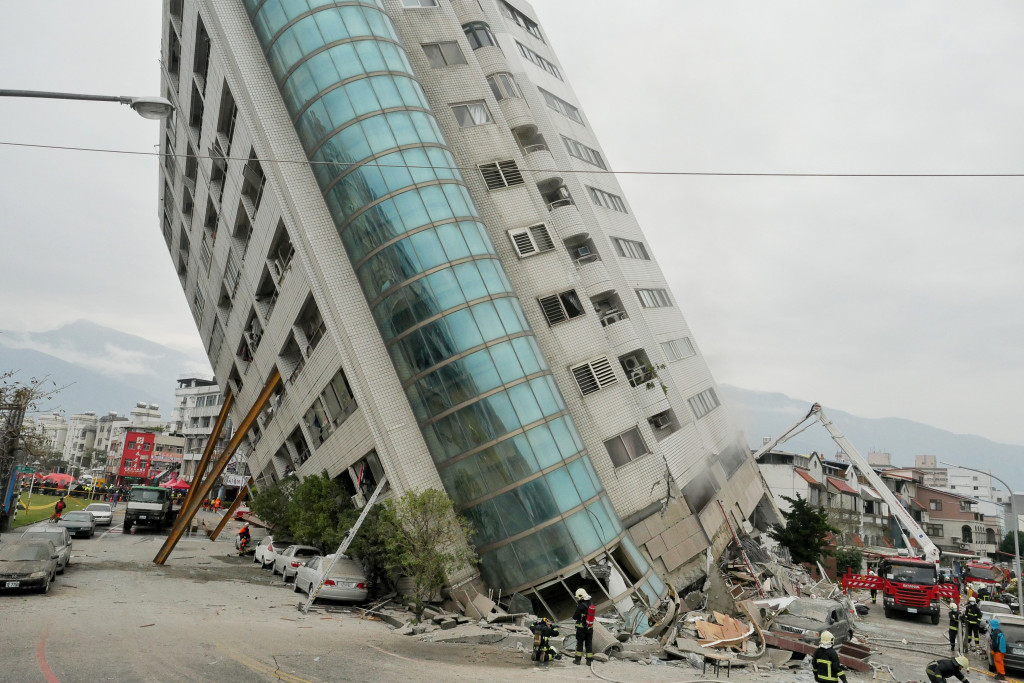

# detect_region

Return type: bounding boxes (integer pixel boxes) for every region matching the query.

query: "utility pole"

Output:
[0,398,29,533]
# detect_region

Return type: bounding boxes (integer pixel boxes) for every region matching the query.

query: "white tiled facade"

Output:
[157,0,772,609]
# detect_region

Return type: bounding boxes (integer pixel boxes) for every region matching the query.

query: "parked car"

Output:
[58,511,96,538]
[84,503,113,526]
[21,527,72,573]
[979,600,1013,634]
[0,540,60,593]
[769,597,855,644]
[989,613,1024,674]
[292,554,368,603]
[254,536,294,569]
[273,545,322,582]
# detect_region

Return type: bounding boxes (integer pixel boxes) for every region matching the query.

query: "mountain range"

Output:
[2,321,1021,489]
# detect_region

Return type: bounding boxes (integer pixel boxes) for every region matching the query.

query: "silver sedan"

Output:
[84,503,113,526]
[293,555,368,603]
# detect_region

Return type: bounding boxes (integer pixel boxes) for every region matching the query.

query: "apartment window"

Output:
[199,239,213,273]
[303,368,357,446]
[929,500,942,511]
[241,150,266,215]
[590,187,628,213]
[479,160,524,189]
[422,41,466,67]
[570,356,617,396]
[486,72,522,101]
[216,86,238,155]
[463,22,497,50]
[500,1,543,40]
[688,387,720,419]
[516,41,561,80]
[636,288,671,308]
[926,524,944,537]
[402,0,437,6]
[661,337,695,362]
[539,88,582,123]
[193,17,210,90]
[614,238,649,260]
[604,428,649,468]
[562,135,605,169]
[538,289,585,325]
[619,352,653,388]
[224,251,241,295]
[452,101,492,127]
[192,290,206,324]
[508,224,554,257]
[288,427,311,465]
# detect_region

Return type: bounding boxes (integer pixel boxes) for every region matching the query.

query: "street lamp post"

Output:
[0,89,173,119]
[941,461,1023,617]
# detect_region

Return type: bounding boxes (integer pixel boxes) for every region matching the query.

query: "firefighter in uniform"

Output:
[948,603,961,652]
[812,631,847,683]
[963,597,983,650]
[925,655,971,682]
[529,617,560,664]
[572,588,595,666]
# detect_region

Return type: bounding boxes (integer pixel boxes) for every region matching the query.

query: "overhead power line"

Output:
[1,139,1023,178]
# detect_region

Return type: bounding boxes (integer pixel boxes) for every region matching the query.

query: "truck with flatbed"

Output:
[124,486,175,533]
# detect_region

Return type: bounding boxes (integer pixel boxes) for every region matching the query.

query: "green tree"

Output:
[769,495,840,565]
[1000,531,1024,556]
[377,488,476,620]
[834,547,863,577]
[250,475,298,537]
[288,471,359,553]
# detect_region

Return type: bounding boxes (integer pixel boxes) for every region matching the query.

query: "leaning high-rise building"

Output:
[158,0,775,619]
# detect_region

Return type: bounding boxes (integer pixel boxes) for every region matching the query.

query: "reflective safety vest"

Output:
[964,605,982,625]
[812,647,846,683]
[948,611,960,631]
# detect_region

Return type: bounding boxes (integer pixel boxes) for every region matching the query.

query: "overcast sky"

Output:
[1,2,1021,446]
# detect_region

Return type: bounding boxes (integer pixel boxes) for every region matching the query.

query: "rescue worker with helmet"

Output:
[925,655,971,682]
[812,631,847,683]
[572,588,595,666]
[963,597,983,650]
[528,617,560,664]
[948,603,961,652]
[990,617,1007,680]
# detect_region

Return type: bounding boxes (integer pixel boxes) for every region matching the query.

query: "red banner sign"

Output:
[118,431,155,478]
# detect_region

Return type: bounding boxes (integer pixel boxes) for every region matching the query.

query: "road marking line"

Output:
[214,644,313,683]
[99,525,123,540]
[367,644,418,663]
[35,622,60,683]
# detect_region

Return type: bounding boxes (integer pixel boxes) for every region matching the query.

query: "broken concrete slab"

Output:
[471,593,498,618]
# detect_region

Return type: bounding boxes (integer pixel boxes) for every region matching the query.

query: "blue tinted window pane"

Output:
[260,2,289,38]
[549,417,579,458]
[442,183,469,217]
[334,124,371,162]
[312,8,348,43]
[471,302,505,343]
[511,337,542,374]
[320,84,356,127]
[565,508,602,554]
[476,258,509,296]
[410,111,441,143]
[370,75,403,109]
[394,75,425,107]
[387,113,418,147]
[409,230,447,270]
[345,78,380,116]
[376,152,415,192]
[329,43,365,82]
[340,6,372,36]
[546,466,580,513]
[291,17,324,55]
[511,530,555,580]
[361,115,398,154]
[420,185,454,223]
[494,299,524,336]
[274,32,304,76]
[597,498,622,543]
[646,572,666,599]
[568,458,597,502]
[364,7,397,41]
[453,262,487,301]
[507,382,543,425]
[427,147,456,181]
[485,341,522,384]
[356,40,387,73]
[483,391,521,433]
[525,423,561,469]
[424,269,465,310]
[461,498,504,545]
[436,223,470,261]
[478,544,525,589]
[530,376,561,417]
[444,308,483,352]
[460,348,502,394]
[403,148,437,184]
[357,164,388,199]
[391,190,429,228]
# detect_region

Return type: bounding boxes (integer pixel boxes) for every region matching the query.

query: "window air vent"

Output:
[479,160,525,190]
[571,356,617,396]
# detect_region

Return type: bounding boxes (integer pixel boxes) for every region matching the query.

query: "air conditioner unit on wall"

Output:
[649,413,671,429]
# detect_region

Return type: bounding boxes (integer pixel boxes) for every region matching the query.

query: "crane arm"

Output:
[808,404,941,564]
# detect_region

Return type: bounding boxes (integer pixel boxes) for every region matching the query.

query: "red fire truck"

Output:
[842,558,959,624]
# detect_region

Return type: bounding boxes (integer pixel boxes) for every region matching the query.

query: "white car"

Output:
[293,554,368,603]
[273,545,321,582]
[20,527,72,573]
[84,503,113,526]
[253,536,294,569]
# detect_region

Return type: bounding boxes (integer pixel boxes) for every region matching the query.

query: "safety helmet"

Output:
[969,596,976,603]
[574,588,590,601]
[951,603,959,612]
[819,631,834,647]
[955,655,969,668]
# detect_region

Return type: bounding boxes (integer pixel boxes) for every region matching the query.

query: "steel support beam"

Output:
[179,391,234,515]
[209,476,254,541]
[154,370,280,565]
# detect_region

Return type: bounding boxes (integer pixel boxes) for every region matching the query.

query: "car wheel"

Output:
[124,521,133,533]
[883,607,892,618]
[293,580,301,593]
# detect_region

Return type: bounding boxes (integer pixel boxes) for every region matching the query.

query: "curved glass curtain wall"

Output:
[243,0,659,594]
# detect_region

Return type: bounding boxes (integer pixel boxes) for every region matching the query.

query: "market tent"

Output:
[41,473,76,486]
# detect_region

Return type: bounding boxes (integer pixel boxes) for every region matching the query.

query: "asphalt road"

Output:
[1,511,1014,682]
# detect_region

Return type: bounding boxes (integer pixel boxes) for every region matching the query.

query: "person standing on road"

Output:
[990,617,1007,680]
[812,631,847,683]
[948,603,961,652]
[868,568,878,604]
[571,588,595,666]
[963,597,982,650]
[925,655,971,682]
[214,498,221,513]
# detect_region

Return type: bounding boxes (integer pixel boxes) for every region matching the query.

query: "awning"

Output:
[795,469,823,487]
[827,476,859,495]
